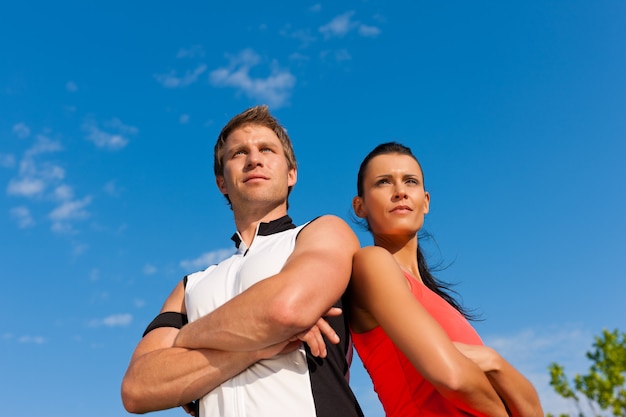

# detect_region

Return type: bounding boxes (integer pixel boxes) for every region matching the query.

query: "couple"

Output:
[121,106,542,417]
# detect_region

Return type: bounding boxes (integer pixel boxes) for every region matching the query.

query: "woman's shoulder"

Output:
[353,245,398,272]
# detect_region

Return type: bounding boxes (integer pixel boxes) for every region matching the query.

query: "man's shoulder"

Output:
[296,214,359,248]
[299,214,350,230]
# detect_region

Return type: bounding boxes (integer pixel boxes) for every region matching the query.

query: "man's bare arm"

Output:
[121,281,294,413]
[174,215,359,351]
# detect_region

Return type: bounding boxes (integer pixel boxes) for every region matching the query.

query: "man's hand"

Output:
[290,307,342,357]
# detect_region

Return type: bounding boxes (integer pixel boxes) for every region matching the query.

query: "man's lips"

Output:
[243,175,269,183]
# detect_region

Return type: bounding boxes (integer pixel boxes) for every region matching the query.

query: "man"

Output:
[121,105,363,417]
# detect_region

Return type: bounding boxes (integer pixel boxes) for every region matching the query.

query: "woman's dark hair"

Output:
[356,142,475,320]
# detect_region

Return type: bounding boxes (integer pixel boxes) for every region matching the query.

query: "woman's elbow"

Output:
[429,362,477,394]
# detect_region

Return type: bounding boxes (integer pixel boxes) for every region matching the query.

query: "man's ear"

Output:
[287,168,297,188]
[352,196,367,218]
[216,176,227,195]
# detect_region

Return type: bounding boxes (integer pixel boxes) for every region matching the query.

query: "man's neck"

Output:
[233,205,288,248]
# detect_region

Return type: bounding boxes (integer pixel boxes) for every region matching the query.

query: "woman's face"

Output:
[353,153,430,237]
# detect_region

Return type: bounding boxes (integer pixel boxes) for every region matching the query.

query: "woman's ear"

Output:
[352,196,367,218]
[423,191,430,214]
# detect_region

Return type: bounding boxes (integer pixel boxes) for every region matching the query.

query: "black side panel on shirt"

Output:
[305,296,364,417]
[142,311,189,337]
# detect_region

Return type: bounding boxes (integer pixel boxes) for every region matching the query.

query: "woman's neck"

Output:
[373,233,422,282]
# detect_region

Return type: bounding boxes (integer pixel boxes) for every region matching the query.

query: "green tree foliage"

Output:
[547,329,626,417]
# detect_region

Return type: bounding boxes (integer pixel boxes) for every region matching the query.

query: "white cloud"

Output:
[103,180,122,197]
[10,206,35,228]
[49,196,92,233]
[83,118,136,150]
[18,335,46,344]
[66,81,78,92]
[358,24,381,37]
[53,184,74,201]
[176,45,205,58]
[309,3,322,12]
[0,153,16,168]
[319,11,357,39]
[179,114,190,124]
[481,325,596,417]
[143,264,157,275]
[154,64,207,88]
[4,133,96,235]
[334,49,352,62]
[90,313,133,327]
[7,177,46,197]
[24,135,63,158]
[49,196,91,221]
[180,248,234,272]
[319,11,381,40]
[280,26,317,48]
[12,122,30,139]
[209,49,296,108]
[89,269,100,281]
[70,243,88,256]
[103,314,132,327]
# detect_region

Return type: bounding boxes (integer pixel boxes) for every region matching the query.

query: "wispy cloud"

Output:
[176,45,205,59]
[7,177,47,197]
[3,333,46,344]
[103,180,122,197]
[10,206,34,228]
[12,122,31,139]
[3,133,94,234]
[154,64,207,88]
[89,313,133,327]
[143,264,157,275]
[0,153,16,168]
[49,196,92,234]
[210,49,296,108]
[358,24,381,37]
[280,26,317,48]
[18,335,46,344]
[481,325,594,417]
[66,81,78,92]
[320,11,358,39]
[319,11,381,39]
[6,135,64,199]
[180,248,235,272]
[83,117,136,150]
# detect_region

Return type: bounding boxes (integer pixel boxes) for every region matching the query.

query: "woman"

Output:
[348,142,542,417]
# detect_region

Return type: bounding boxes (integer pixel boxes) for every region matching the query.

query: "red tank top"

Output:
[351,272,483,417]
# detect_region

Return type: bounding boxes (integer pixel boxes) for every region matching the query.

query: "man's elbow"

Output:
[121,377,149,414]
[266,293,318,333]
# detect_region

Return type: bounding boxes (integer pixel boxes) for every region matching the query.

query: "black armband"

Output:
[142,311,188,337]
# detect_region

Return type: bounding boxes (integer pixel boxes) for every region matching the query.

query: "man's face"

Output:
[216,124,297,211]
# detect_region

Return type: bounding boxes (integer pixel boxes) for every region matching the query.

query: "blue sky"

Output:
[1,1,625,416]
